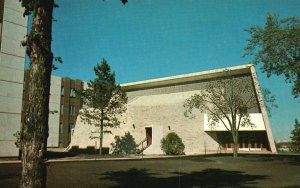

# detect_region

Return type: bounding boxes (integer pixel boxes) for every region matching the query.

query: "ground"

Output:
[0,154,300,188]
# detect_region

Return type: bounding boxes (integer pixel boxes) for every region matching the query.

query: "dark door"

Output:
[145,127,152,146]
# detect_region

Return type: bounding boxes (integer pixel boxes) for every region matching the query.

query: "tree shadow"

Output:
[101,168,268,188]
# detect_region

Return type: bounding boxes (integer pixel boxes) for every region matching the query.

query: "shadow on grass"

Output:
[101,168,268,188]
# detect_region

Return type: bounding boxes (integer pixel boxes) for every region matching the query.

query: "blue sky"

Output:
[50,0,300,140]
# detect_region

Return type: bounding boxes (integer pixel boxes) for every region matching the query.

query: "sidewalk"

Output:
[0,154,186,164]
[0,150,277,164]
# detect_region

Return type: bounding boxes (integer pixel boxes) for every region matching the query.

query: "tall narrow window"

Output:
[69,105,75,116]
[59,123,63,134]
[61,86,64,96]
[70,88,76,97]
[68,124,74,132]
[67,123,74,144]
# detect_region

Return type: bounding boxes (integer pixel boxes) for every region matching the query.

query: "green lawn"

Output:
[0,154,300,188]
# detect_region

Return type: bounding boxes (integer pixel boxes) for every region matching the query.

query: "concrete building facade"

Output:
[47,75,62,147]
[0,0,27,157]
[70,64,277,155]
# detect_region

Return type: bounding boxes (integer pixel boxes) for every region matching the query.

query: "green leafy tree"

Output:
[161,132,185,155]
[290,119,300,152]
[183,76,257,158]
[111,132,138,155]
[244,14,300,98]
[261,87,278,117]
[80,59,127,156]
[19,1,127,187]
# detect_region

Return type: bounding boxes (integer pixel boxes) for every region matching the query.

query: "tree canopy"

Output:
[244,14,300,98]
[261,87,278,117]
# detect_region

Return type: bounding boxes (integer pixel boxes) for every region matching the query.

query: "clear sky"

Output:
[50,0,300,141]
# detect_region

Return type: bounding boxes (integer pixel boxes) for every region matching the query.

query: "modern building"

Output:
[70,64,277,155]
[59,77,84,147]
[0,0,277,157]
[0,0,27,157]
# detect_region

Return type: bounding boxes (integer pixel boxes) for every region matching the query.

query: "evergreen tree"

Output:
[291,119,300,152]
[80,58,127,156]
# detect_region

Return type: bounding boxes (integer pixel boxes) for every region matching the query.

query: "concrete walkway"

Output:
[0,151,276,164]
[0,154,185,164]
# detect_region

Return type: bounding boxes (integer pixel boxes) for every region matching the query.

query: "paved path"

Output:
[0,151,275,164]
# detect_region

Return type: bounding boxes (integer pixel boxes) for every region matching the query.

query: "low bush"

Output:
[111,132,138,155]
[161,132,185,155]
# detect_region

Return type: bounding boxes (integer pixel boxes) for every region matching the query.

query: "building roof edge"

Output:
[121,64,253,91]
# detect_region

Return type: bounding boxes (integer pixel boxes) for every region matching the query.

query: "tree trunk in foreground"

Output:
[20,0,54,187]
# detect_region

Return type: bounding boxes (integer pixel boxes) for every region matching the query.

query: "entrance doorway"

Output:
[145,127,152,146]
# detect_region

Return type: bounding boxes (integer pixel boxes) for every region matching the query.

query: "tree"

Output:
[111,132,138,155]
[19,0,55,187]
[183,76,257,157]
[290,119,300,152]
[19,1,127,187]
[80,59,127,156]
[161,132,185,155]
[244,14,300,98]
[261,87,278,117]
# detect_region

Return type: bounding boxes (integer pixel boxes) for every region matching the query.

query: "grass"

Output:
[0,154,300,187]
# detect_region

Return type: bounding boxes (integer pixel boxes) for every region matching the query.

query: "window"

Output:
[61,86,64,96]
[59,123,63,134]
[60,104,64,115]
[70,88,76,97]
[69,105,75,116]
[68,123,75,143]
[68,123,75,135]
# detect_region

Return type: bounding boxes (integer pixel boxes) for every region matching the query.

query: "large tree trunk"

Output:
[20,1,54,187]
[232,132,239,158]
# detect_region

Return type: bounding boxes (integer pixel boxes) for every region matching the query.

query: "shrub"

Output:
[161,132,185,155]
[111,132,138,155]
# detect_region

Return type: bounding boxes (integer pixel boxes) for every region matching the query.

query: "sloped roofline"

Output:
[121,64,253,91]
